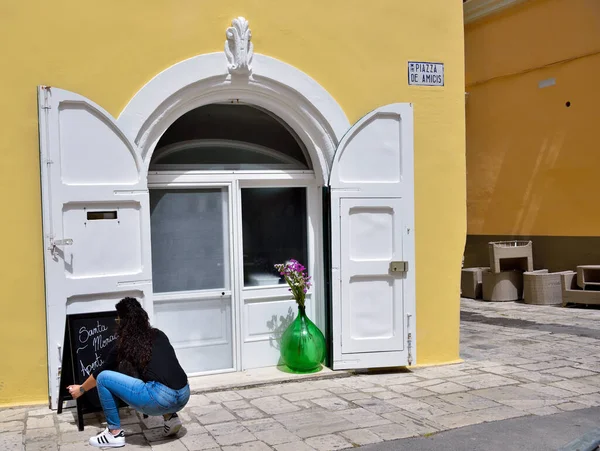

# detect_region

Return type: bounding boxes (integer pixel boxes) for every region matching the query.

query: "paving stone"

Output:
[206,421,247,436]
[293,400,315,409]
[122,423,143,435]
[150,439,188,450]
[336,392,372,401]
[527,406,562,416]
[0,407,27,422]
[419,396,468,414]
[432,405,526,430]
[24,427,56,443]
[451,374,519,390]
[254,427,301,445]
[369,422,423,440]
[275,409,355,438]
[224,400,253,410]
[235,408,267,420]
[352,398,399,414]
[387,384,416,395]
[518,361,570,371]
[520,382,577,399]
[510,370,564,384]
[181,422,207,435]
[327,387,353,395]
[2,420,25,432]
[206,391,243,403]
[305,434,352,451]
[340,428,383,446]
[214,431,256,446]
[190,405,237,425]
[222,441,273,451]
[311,397,352,411]
[404,388,437,398]
[24,442,57,451]
[0,431,23,450]
[551,380,599,395]
[24,408,54,417]
[543,367,597,379]
[187,394,213,407]
[283,390,331,402]
[60,428,103,444]
[141,413,166,428]
[337,408,391,428]
[251,396,301,415]
[438,392,500,410]
[179,433,220,451]
[479,365,525,376]
[26,416,54,429]
[426,382,469,395]
[145,427,171,442]
[556,401,589,411]
[337,378,378,390]
[569,393,600,407]
[371,391,401,400]
[242,418,282,433]
[381,411,440,435]
[275,441,316,451]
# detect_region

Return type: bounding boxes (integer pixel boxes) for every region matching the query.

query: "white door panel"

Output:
[38,87,153,409]
[330,103,415,370]
[340,198,404,354]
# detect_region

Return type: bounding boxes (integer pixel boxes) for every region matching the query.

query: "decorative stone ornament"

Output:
[225,17,253,75]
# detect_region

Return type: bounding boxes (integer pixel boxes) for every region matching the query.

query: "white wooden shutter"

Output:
[38,87,153,408]
[330,103,415,370]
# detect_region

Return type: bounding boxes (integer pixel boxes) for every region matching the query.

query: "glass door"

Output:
[239,186,311,369]
[149,186,235,374]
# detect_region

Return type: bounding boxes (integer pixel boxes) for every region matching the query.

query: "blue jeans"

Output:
[96,370,190,429]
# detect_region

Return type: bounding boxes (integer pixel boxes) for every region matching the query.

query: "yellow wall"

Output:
[466,0,600,235]
[0,0,465,406]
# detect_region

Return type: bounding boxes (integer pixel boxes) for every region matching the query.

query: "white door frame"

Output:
[148,170,323,371]
[40,48,354,407]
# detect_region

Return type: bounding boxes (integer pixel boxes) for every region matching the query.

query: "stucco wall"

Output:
[0,0,465,406]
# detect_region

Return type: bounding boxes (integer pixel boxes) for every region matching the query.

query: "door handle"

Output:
[390,261,408,273]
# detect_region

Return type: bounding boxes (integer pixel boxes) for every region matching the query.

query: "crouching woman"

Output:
[67,297,190,448]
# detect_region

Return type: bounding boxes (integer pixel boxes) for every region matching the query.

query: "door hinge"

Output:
[407,313,413,366]
[41,85,52,110]
[49,238,73,257]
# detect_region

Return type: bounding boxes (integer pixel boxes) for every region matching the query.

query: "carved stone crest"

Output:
[225,17,253,75]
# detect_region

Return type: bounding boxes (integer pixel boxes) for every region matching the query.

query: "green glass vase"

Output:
[280,305,326,373]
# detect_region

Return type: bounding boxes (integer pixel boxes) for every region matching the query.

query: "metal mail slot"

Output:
[390,261,408,273]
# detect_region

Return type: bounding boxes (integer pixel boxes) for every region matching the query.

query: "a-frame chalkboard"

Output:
[58,311,123,431]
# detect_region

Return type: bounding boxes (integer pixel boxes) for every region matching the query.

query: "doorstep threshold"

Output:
[188,366,354,394]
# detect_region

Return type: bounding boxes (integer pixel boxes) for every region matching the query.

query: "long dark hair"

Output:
[115,297,155,373]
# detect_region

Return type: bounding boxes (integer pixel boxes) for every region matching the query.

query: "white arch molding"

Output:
[116,52,351,184]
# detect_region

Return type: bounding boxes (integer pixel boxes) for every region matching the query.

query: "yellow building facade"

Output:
[465,0,600,269]
[0,1,465,407]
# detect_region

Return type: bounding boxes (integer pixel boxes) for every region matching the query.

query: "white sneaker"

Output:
[89,427,125,448]
[163,413,182,436]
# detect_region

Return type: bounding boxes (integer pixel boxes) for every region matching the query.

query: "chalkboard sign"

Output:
[58,311,122,431]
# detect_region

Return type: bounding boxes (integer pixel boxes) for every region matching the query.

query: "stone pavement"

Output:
[3,298,600,450]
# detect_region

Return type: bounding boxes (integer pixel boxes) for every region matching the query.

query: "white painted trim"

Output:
[152,139,307,167]
[117,52,351,185]
[464,0,531,24]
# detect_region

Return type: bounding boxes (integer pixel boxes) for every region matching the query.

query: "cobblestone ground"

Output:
[3,299,600,450]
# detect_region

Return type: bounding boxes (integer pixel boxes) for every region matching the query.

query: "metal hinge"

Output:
[407,313,413,366]
[49,237,73,257]
[41,86,51,110]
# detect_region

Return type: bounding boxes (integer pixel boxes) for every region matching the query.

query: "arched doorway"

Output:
[147,103,321,374]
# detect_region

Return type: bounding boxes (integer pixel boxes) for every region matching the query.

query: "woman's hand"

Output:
[67,385,84,399]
